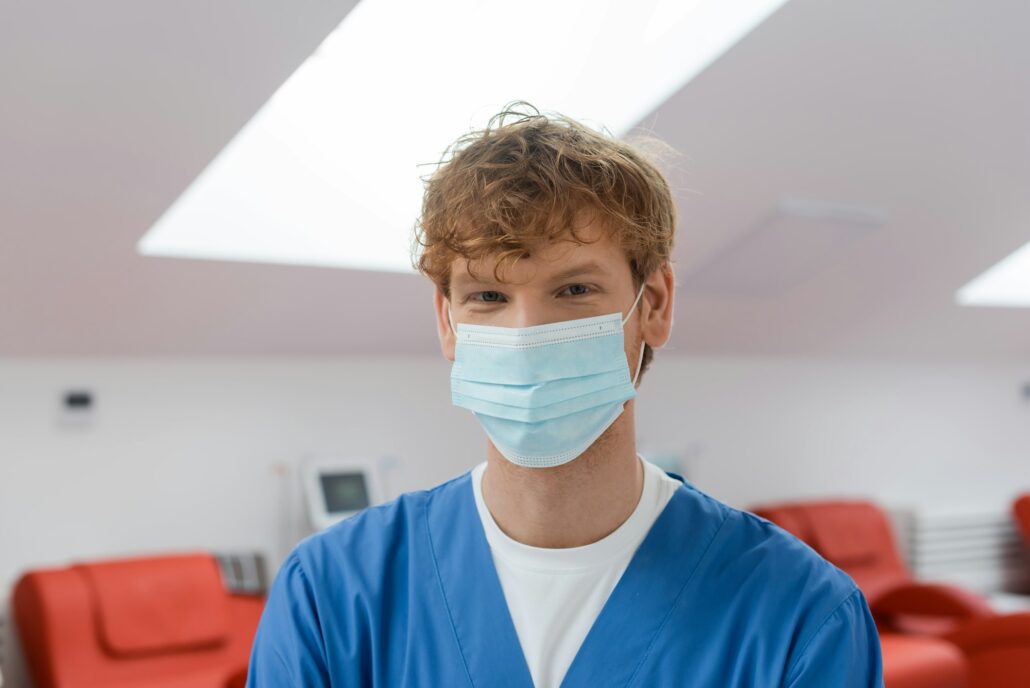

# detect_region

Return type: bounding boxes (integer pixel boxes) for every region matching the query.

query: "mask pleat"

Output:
[451,369,631,409]
[453,330,628,386]
[453,382,635,423]
[449,306,642,468]
[479,403,629,466]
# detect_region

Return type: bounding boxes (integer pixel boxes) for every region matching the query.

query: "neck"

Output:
[480,402,643,548]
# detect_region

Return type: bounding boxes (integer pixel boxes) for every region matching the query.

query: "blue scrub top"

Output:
[247,470,884,687]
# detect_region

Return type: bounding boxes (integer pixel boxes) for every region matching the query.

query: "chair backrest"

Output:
[1014,493,1030,547]
[751,499,912,600]
[12,552,231,687]
[71,554,230,657]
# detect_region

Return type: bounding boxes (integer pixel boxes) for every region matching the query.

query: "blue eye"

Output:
[472,291,505,303]
[562,284,592,296]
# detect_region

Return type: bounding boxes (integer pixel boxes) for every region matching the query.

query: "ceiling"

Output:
[2,0,1028,359]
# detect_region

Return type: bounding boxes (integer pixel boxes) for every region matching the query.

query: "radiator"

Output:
[889,507,1030,595]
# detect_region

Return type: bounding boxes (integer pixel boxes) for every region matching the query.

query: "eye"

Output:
[560,284,592,297]
[470,291,506,303]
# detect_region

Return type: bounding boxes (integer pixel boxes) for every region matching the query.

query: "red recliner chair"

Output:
[1014,493,1030,549]
[752,500,1030,688]
[875,634,968,688]
[11,552,264,688]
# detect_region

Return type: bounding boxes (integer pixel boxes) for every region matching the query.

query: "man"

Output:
[247,104,884,687]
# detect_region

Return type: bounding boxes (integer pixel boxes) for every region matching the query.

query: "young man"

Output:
[247,106,884,687]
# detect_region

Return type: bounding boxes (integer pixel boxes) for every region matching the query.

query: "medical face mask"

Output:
[448,284,646,469]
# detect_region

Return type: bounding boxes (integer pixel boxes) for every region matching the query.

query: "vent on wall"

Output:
[682,198,886,297]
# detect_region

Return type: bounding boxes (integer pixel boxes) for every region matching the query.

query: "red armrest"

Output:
[879,632,968,688]
[872,581,996,620]
[225,666,249,688]
[944,611,1030,653]
[942,612,1030,687]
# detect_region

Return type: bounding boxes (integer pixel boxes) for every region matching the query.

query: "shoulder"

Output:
[289,471,470,589]
[673,480,869,645]
[667,481,881,682]
[679,479,859,595]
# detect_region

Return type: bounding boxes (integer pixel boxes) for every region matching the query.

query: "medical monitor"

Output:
[302,457,381,531]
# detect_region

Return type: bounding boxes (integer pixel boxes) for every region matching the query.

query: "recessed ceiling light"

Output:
[138,0,790,273]
[956,240,1030,307]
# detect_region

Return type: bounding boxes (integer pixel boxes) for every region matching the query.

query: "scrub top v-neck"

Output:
[247,464,884,687]
[470,456,681,688]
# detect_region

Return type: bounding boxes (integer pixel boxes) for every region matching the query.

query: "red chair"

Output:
[11,552,264,688]
[1014,493,1030,548]
[751,502,969,687]
[751,500,1030,688]
[878,633,968,688]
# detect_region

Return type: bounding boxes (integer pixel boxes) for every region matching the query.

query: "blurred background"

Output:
[2,0,1029,686]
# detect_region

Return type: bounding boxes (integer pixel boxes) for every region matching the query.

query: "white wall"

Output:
[638,356,1030,510]
[2,355,1030,590]
[3,354,1029,584]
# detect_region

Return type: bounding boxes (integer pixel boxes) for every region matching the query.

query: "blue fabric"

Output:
[247,471,885,687]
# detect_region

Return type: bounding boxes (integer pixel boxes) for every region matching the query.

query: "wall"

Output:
[3,355,1030,593]
[638,356,1030,511]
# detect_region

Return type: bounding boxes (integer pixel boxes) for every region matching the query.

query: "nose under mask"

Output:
[448,284,646,468]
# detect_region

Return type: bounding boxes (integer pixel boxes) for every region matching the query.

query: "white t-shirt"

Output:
[470,455,681,688]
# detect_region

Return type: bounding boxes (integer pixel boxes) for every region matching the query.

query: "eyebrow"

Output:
[451,260,610,289]
[546,261,609,283]
[451,271,499,289]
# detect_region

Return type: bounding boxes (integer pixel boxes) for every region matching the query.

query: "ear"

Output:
[433,287,457,362]
[640,262,675,349]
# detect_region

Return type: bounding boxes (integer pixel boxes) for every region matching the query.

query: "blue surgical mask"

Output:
[448,284,646,468]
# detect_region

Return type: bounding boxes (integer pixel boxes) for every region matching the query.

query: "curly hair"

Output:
[413,102,677,374]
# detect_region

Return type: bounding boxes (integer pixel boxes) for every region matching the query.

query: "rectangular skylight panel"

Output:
[956,240,1030,307]
[139,0,790,273]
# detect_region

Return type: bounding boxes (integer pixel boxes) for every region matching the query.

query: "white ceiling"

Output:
[2,0,1028,359]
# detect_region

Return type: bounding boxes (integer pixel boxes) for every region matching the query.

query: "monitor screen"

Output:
[320,472,370,513]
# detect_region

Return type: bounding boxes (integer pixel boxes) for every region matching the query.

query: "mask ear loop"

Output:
[621,282,646,326]
[631,339,646,387]
[624,283,647,388]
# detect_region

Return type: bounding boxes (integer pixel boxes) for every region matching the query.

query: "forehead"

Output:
[450,224,632,288]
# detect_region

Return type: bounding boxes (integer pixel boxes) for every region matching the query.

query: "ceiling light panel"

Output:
[139,0,790,273]
[956,240,1030,307]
